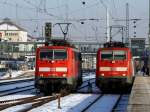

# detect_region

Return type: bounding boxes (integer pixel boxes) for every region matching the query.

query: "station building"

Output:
[0,18,28,42]
[0,18,31,59]
[130,38,146,57]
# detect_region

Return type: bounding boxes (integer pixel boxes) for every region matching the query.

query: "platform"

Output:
[127,76,150,112]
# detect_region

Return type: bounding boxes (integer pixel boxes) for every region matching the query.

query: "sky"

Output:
[0,0,148,42]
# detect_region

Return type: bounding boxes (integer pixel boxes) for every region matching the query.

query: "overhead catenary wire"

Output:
[0,0,147,40]
[1,0,147,23]
[68,1,100,16]
[112,0,118,17]
[99,0,119,24]
[23,0,64,20]
[0,1,34,10]
[0,0,66,20]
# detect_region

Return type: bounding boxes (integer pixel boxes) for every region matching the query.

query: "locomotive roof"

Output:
[103,41,126,48]
[100,47,130,50]
[38,45,80,52]
[98,47,131,53]
[45,39,75,48]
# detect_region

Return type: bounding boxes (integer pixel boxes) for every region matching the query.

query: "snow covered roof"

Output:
[0,18,26,31]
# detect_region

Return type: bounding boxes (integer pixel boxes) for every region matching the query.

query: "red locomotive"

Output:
[96,42,135,92]
[35,40,82,94]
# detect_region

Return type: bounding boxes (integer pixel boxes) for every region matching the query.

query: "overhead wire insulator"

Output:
[81,21,84,24]
[82,1,86,5]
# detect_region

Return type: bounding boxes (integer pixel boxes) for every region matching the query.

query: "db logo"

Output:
[50,68,56,71]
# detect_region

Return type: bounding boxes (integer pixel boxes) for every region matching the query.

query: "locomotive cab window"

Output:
[101,50,126,60]
[40,49,67,60]
[114,51,126,60]
[101,51,113,60]
[40,49,53,60]
[54,50,67,60]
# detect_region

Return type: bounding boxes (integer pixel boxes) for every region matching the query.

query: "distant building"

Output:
[130,38,146,57]
[0,18,27,42]
[0,18,29,59]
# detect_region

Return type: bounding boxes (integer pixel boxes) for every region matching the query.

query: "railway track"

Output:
[78,78,100,94]
[0,78,35,98]
[81,94,123,112]
[0,72,129,111]
[0,95,54,111]
[27,93,128,112]
[0,76,97,111]
[0,85,35,97]
[0,92,69,111]
[81,94,104,112]
[0,85,129,112]
[0,78,34,85]
[0,74,95,98]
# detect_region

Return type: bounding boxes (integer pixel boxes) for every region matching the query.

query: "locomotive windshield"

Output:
[40,49,67,60]
[101,50,126,60]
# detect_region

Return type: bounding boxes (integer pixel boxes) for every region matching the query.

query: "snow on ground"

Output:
[29,94,99,112]
[0,72,5,77]
[1,94,99,112]
[28,94,120,112]
[0,71,25,79]
[83,72,95,81]
[1,103,33,112]
[0,72,98,112]
[0,81,35,101]
[0,70,34,79]
[0,94,35,102]
[86,95,120,112]
[0,70,35,101]
[0,81,34,92]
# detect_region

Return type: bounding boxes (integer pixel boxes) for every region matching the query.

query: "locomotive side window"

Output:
[114,50,126,60]
[101,51,113,60]
[54,50,67,60]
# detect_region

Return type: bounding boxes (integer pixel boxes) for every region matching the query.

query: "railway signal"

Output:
[45,22,52,41]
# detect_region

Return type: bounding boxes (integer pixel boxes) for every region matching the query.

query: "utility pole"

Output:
[106,8,110,42]
[16,4,18,23]
[126,3,130,47]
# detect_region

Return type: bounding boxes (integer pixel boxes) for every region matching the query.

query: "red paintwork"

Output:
[35,46,79,78]
[96,47,133,79]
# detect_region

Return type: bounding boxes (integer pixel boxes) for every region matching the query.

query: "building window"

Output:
[5,32,18,36]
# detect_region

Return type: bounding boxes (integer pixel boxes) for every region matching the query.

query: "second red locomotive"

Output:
[96,42,135,92]
[35,40,82,94]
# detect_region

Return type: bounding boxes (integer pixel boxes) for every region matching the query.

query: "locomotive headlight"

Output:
[62,74,67,77]
[101,73,105,76]
[122,74,126,76]
[40,74,44,77]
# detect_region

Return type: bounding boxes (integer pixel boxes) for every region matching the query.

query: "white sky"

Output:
[0,0,148,42]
